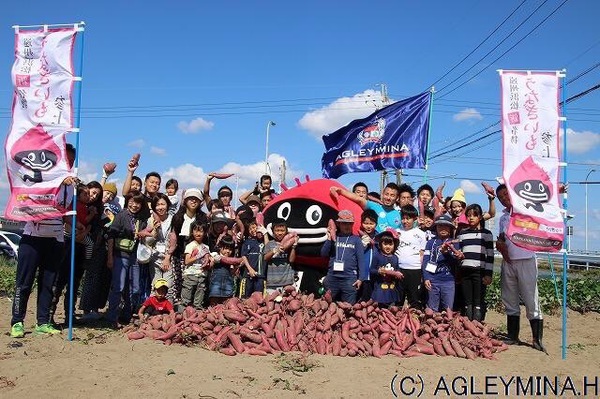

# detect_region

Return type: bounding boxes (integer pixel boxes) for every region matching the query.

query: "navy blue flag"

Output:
[321,91,431,179]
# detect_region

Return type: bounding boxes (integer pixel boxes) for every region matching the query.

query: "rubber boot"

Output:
[464,305,473,320]
[504,315,520,345]
[530,319,548,354]
[473,306,483,322]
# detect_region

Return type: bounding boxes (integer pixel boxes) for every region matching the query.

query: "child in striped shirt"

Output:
[456,204,494,321]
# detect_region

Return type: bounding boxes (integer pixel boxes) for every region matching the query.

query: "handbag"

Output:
[115,238,135,253]
[137,243,152,264]
[115,219,139,253]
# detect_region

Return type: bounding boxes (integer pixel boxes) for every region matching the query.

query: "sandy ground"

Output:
[0,297,599,399]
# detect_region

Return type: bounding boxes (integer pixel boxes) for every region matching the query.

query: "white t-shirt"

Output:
[183,241,210,276]
[396,227,427,270]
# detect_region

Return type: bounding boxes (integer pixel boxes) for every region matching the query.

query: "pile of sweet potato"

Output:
[124,287,507,359]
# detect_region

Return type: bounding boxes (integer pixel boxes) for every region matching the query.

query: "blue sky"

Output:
[2,1,599,250]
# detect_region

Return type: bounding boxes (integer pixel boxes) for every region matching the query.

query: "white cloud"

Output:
[150,146,167,156]
[218,153,304,189]
[162,163,207,187]
[77,160,99,183]
[128,139,145,148]
[453,108,483,122]
[161,153,304,193]
[460,179,481,194]
[177,117,215,134]
[564,128,600,154]
[298,89,386,139]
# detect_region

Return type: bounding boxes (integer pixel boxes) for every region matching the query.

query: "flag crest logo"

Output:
[357,118,386,145]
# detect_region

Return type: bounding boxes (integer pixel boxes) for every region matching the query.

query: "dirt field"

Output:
[0,297,599,398]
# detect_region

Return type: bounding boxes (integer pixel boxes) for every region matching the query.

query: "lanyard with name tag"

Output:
[333,237,350,272]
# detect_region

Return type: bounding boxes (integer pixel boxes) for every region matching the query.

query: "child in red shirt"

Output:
[137,279,175,320]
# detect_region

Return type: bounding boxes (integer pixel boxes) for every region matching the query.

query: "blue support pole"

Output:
[423,87,435,184]
[68,22,86,342]
[560,70,568,360]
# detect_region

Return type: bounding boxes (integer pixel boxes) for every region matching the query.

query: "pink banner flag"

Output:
[4,27,77,221]
[500,70,564,252]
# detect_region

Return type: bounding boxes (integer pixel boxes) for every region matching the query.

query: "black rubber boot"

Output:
[473,306,483,322]
[464,305,473,320]
[530,319,548,354]
[504,315,520,345]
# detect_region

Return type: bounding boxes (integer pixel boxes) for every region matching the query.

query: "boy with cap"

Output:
[422,214,464,312]
[320,210,364,304]
[137,279,175,320]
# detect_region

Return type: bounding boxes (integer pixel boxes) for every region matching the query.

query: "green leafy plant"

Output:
[485,271,600,315]
[0,259,17,297]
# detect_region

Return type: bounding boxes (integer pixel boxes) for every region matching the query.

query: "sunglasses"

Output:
[219,192,232,198]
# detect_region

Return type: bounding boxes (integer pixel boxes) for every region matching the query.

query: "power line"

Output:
[435,0,551,95]
[428,80,600,161]
[428,0,527,89]
[567,61,600,85]
[437,0,571,99]
[429,121,499,155]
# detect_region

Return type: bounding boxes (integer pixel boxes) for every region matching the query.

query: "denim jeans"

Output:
[107,252,140,323]
[427,278,455,312]
[324,275,358,304]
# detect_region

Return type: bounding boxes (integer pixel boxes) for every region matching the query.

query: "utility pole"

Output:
[376,83,402,191]
[279,160,287,192]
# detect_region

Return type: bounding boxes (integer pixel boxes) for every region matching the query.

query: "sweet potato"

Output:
[410,343,435,355]
[298,340,309,353]
[371,340,382,358]
[227,332,245,353]
[432,338,446,356]
[287,299,302,312]
[209,172,234,179]
[286,326,297,346]
[240,329,262,344]
[380,340,393,355]
[156,325,178,341]
[283,285,296,294]
[442,338,456,357]
[401,333,415,352]
[462,318,482,338]
[268,337,280,351]
[127,331,145,340]
[332,334,342,356]
[316,339,327,355]
[463,346,477,360]
[341,322,353,344]
[220,347,237,356]
[450,339,466,358]
[246,347,268,356]
[275,330,290,352]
